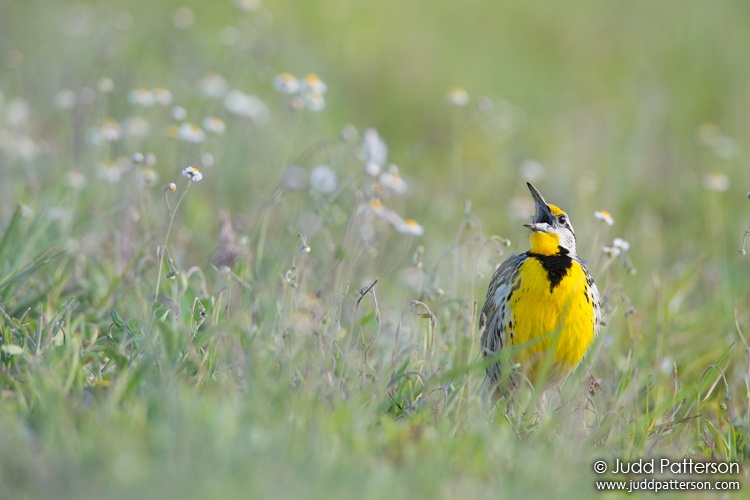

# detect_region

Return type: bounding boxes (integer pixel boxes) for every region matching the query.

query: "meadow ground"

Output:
[1,1,750,498]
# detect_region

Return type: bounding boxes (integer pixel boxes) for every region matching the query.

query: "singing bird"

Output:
[480,182,601,400]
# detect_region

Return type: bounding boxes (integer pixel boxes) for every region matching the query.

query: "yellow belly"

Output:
[510,257,596,383]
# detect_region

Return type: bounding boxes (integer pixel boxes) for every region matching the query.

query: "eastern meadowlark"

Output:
[480,182,601,400]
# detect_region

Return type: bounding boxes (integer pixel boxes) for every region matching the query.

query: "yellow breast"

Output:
[509,256,596,383]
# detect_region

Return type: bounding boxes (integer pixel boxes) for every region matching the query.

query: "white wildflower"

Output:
[309,165,337,194]
[198,72,228,98]
[97,77,114,93]
[177,122,206,143]
[594,210,614,226]
[273,73,301,95]
[152,87,173,106]
[379,165,407,194]
[97,161,124,183]
[302,91,325,111]
[129,88,155,106]
[362,128,387,175]
[182,166,203,182]
[100,117,122,142]
[66,170,87,190]
[602,245,621,258]
[702,172,730,192]
[224,90,270,124]
[302,73,327,94]
[613,238,630,252]
[54,89,77,109]
[446,87,469,107]
[138,167,159,187]
[171,106,188,120]
[202,116,226,135]
[396,219,425,236]
[123,116,151,138]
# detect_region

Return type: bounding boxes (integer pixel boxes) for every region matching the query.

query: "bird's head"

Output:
[523,182,577,256]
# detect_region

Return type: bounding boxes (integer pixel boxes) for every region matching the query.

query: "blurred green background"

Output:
[1,0,750,497]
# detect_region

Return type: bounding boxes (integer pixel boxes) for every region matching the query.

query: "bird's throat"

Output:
[529,231,560,256]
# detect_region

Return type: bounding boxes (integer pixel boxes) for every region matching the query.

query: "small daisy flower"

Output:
[396,219,425,236]
[177,122,206,143]
[137,167,159,187]
[302,73,327,94]
[97,77,114,93]
[310,165,337,194]
[202,116,226,135]
[97,161,124,183]
[168,182,177,191]
[369,198,386,216]
[379,165,408,194]
[365,162,381,177]
[100,117,122,142]
[273,73,301,95]
[54,89,77,109]
[123,116,151,138]
[594,210,614,226]
[128,87,156,107]
[182,166,203,182]
[171,106,188,120]
[362,128,387,175]
[702,172,730,192]
[152,87,173,106]
[198,72,229,98]
[446,87,469,107]
[66,170,87,190]
[224,90,270,124]
[367,199,405,227]
[613,238,630,252]
[303,91,325,111]
[602,245,621,258]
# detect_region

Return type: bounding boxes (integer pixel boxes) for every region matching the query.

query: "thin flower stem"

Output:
[150,181,192,328]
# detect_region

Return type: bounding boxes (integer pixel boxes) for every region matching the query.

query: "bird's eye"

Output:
[557,214,567,225]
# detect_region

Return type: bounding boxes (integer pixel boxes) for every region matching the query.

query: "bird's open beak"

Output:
[523,221,553,233]
[524,182,554,228]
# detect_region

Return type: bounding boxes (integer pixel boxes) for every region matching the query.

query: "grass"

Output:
[1,0,750,498]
